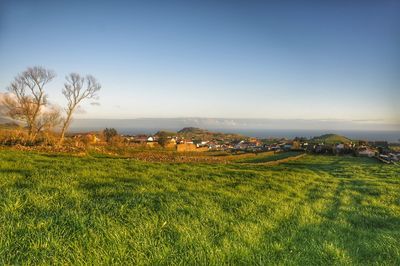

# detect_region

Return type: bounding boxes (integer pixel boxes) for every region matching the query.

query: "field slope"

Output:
[0,150,399,264]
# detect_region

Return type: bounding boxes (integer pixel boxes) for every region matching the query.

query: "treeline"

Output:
[0,66,100,145]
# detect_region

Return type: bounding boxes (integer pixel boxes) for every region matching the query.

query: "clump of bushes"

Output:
[1,129,63,147]
[0,129,34,146]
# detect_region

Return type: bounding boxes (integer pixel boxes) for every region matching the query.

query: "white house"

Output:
[358,148,375,157]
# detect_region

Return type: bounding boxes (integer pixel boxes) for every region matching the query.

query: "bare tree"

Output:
[2,66,56,139]
[59,73,101,143]
[37,107,63,134]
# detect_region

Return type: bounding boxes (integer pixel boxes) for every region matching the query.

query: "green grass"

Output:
[237,151,303,163]
[0,150,399,264]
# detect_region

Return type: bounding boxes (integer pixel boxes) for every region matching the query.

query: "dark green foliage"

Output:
[237,151,303,163]
[0,150,399,264]
[103,128,118,142]
[154,130,176,137]
[156,131,169,147]
[177,127,206,134]
[177,127,245,141]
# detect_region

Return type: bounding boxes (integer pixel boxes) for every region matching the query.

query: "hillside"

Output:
[154,127,247,141]
[311,133,352,144]
[0,122,20,129]
[178,127,207,134]
[0,116,14,124]
[154,130,177,137]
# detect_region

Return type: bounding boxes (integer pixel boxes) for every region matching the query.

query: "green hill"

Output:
[154,130,177,137]
[311,134,352,144]
[177,127,208,134]
[178,127,245,141]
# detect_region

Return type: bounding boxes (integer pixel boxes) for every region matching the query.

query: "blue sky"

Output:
[0,0,399,128]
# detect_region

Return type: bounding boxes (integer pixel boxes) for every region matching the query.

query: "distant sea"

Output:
[71,126,400,143]
[213,129,400,143]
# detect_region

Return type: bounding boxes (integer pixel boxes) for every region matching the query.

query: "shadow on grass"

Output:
[262,177,400,265]
[0,168,31,177]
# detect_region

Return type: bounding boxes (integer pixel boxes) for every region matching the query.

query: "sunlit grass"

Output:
[0,150,399,264]
[236,151,303,163]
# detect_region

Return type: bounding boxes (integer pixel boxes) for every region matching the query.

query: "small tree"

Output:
[157,132,169,147]
[103,128,118,143]
[59,73,101,144]
[2,66,56,139]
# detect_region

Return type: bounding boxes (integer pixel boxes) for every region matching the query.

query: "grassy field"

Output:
[0,150,399,264]
[236,151,303,163]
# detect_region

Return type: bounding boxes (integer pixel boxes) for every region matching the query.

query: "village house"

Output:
[195,140,209,148]
[176,142,198,152]
[282,142,293,151]
[270,144,281,152]
[357,147,376,157]
[301,142,308,150]
[206,141,220,150]
[123,135,136,144]
[164,138,177,149]
[388,153,399,162]
[178,139,193,144]
[133,135,149,143]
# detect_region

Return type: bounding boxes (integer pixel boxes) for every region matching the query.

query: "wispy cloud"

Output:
[351,119,386,124]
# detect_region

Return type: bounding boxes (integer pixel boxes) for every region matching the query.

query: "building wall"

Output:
[164,142,177,149]
[146,142,159,148]
[176,143,205,152]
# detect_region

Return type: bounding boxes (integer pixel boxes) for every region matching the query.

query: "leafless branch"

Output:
[59,73,101,143]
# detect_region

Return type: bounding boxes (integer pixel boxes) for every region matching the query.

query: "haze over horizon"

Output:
[67,117,400,131]
[1,0,399,129]
[67,117,400,142]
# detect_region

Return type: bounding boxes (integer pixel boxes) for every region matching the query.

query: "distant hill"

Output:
[179,127,246,141]
[154,130,177,137]
[0,122,20,129]
[311,134,352,144]
[0,116,13,124]
[154,127,246,141]
[178,127,208,134]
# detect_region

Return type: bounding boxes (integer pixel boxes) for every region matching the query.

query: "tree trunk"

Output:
[27,119,35,141]
[59,110,73,145]
[28,99,43,141]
